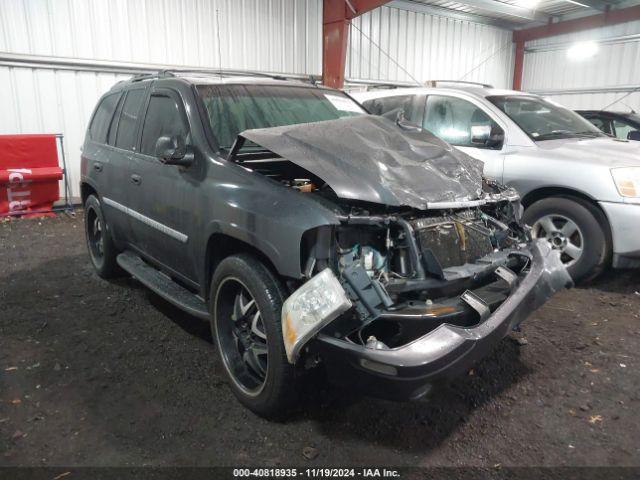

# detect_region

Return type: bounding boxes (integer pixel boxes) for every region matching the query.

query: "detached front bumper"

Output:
[312,240,572,400]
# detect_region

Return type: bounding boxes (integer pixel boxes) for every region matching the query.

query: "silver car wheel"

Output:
[531,214,584,267]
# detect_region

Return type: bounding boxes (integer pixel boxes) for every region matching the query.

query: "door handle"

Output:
[93,162,103,172]
[130,174,142,185]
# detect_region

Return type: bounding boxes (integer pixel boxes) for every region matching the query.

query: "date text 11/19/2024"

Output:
[232,468,401,478]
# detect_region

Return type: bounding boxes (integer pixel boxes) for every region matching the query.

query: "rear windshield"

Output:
[197,84,365,149]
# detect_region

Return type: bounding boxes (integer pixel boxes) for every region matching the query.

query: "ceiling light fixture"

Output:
[566,41,599,61]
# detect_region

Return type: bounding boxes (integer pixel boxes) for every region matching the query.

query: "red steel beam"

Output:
[513,4,640,43]
[322,0,390,89]
[512,40,525,90]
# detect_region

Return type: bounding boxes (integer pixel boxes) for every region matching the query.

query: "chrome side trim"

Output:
[102,197,188,244]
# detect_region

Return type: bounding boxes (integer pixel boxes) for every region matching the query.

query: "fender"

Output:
[194,167,341,285]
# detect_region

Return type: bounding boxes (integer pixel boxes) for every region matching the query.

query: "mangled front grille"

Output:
[412,214,494,273]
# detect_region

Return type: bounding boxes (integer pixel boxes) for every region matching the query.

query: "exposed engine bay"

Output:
[285,182,533,362]
[241,151,537,363]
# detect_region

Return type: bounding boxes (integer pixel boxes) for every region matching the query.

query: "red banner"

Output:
[0,134,63,217]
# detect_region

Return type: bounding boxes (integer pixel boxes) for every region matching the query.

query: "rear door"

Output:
[422,94,506,182]
[127,86,197,283]
[99,84,149,247]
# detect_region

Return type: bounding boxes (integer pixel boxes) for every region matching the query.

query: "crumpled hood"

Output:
[239,115,484,209]
[536,137,640,168]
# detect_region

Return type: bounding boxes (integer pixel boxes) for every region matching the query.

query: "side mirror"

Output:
[627,130,640,141]
[155,135,194,167]
[471,124,504,149]
[471,125,491,145]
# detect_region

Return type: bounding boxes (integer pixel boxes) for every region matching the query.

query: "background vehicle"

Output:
[355,84,640,282]
[81,72,569,417]
[577,110,640,141]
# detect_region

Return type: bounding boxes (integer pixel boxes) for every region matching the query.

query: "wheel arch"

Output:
[521,186,599,210]
[203,232,282,303]
[80,181,98,205]
[521,186,613,260]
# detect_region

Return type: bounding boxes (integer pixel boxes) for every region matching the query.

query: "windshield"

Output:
[197,84,366,149]
[488,95,604,141]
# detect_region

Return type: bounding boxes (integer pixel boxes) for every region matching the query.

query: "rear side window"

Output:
[140,94,188,156]
[613,119,635,140]
[115,89,146,151]
[89,93,120,143]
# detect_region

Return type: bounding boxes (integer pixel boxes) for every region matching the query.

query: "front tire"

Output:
[210,254,296,418]
[523,197,611,282]
[84,194,123,279]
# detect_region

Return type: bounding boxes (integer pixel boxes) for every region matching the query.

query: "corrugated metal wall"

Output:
[522,20,640,111]
[347,4,515,88]
[0,0,322,198]
[0,0,322,74]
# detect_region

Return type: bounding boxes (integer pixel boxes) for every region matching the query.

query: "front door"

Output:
[422,94,505,183]
[127,87,198,283]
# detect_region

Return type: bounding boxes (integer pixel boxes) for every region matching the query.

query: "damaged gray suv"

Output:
[81,72,572,417]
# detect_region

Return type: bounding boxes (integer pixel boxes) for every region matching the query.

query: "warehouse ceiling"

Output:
[389,0,639,29]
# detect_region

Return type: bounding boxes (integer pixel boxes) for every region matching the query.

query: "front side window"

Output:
[140,94,188,156]
[115,88,146,151]
[89,93,120,143]
[584,116,613,135]
[362,94,425,125]
[197,84,365,149]
[488,95,604,141]
[423,95,499,147]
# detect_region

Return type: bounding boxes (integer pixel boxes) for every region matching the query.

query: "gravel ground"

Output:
[1,213,639,467]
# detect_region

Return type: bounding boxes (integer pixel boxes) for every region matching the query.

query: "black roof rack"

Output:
[125,69,319,85]
[130,70,176,82]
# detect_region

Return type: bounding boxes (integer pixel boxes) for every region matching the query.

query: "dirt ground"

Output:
[1,212,639,467]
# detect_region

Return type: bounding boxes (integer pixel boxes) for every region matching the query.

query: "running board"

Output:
[117,251,210,320]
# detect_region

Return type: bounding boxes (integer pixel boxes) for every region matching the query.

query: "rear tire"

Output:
[523,197,610,282]
[84,194,123,279]
[209,254,297,418]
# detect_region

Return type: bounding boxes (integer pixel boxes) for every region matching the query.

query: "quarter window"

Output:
[115,89,146,151]
[140,94,188,156]
[89,93,120,143]
[423,95,497,147]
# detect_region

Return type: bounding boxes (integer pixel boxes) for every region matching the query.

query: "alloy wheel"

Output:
[87,208,105,264]
[214,278,268,396]
[531,214,584,266]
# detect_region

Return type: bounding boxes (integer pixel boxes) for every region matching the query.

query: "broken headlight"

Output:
[281,268,352,363]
